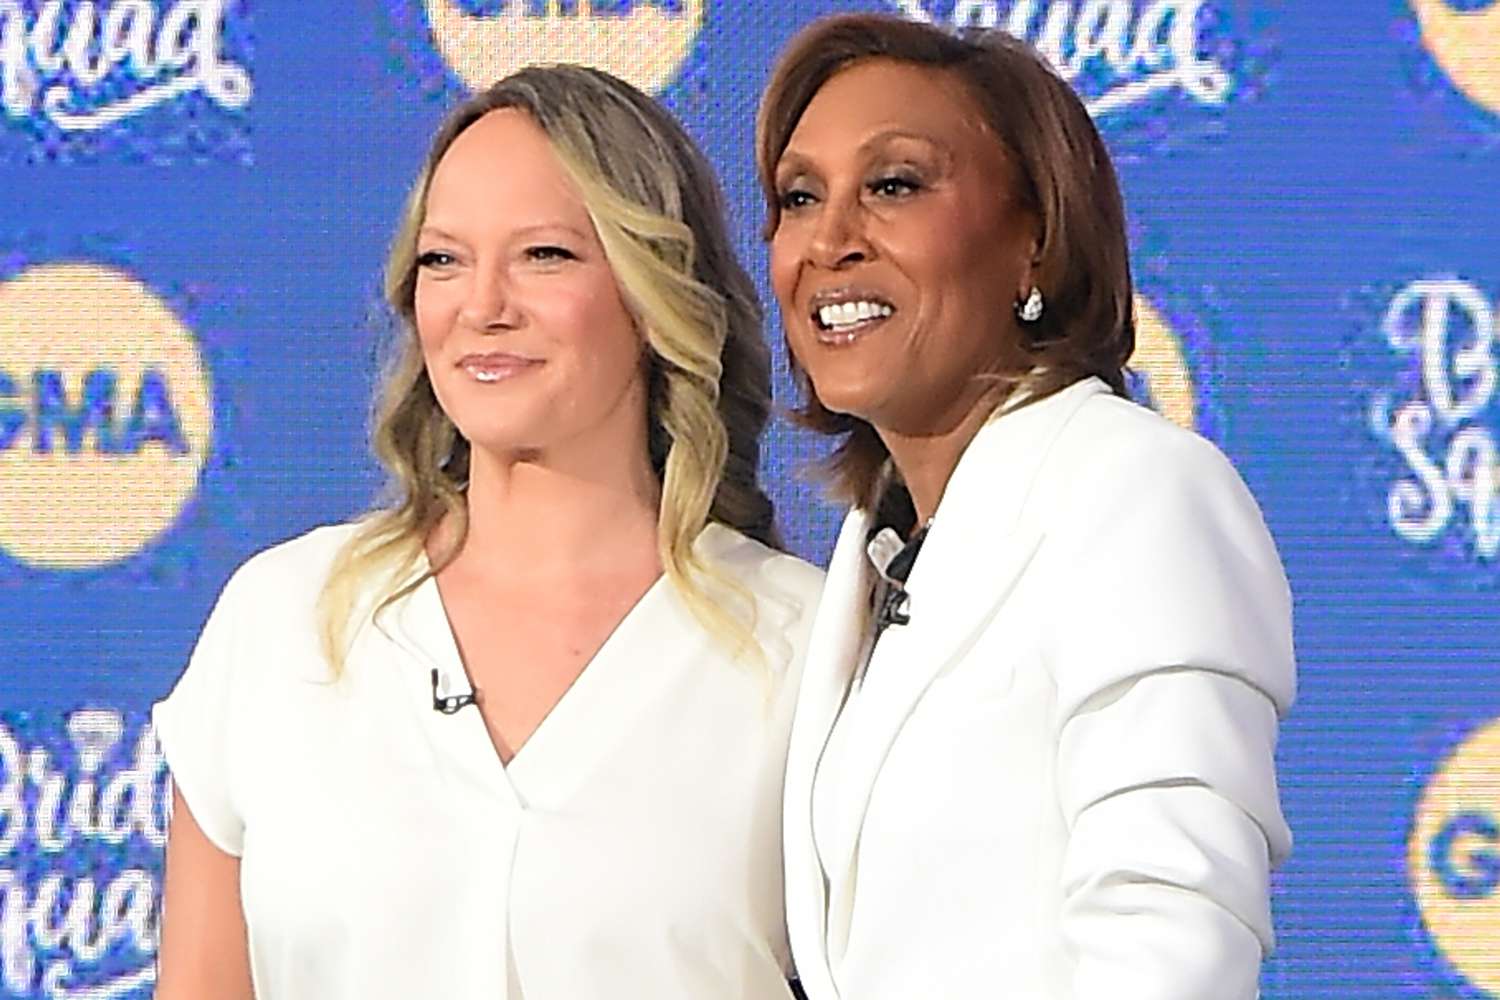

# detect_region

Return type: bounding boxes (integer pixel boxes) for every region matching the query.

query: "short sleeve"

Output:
[152,574,248,857]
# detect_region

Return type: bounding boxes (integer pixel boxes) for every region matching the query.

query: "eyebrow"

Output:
[776,128,952,175]
[417,222,592,242]
[417,224,462,243]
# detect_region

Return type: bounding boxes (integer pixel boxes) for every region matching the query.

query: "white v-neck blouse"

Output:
[152,521,824,1000]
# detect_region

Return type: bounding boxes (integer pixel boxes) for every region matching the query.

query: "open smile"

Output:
[808,289,897,346]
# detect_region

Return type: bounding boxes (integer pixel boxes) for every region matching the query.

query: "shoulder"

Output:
[1063,392,1235,482]
[225,519,362,593]
[1032,395,1295,711]
[698,523,825,612]
[215,520,365,620]
[1041,392,1260,533]
[160,520,361,707]
[697,524,826,689]
[1035,391,1280,571]
[179,520,384,697]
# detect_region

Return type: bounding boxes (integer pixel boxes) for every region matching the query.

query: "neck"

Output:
[441,440,662,579]
[879,384,1009,526]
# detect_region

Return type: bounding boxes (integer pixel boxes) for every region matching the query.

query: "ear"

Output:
[1012,204,1040,262]
[1016,243,1042,301]
[1023,209,1044,269]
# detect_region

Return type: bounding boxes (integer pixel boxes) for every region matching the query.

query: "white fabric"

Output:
[790,377,1295,1000]
[808,677,861,927]
[153,521,823,1000]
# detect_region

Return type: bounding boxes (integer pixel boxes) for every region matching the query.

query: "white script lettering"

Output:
[1377,278,1500,557]
[0,0,251,132]
[0,712,165,996]
[891,0,1231,114]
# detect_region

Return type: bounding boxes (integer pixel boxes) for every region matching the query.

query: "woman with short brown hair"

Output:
[759,13,1136,506]
[760,14,1293,999]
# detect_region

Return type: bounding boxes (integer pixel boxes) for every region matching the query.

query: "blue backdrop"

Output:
[2,1,1499,997]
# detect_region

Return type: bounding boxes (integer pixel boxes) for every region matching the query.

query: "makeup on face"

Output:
[768,59,1038,437]
[413,109,648,462]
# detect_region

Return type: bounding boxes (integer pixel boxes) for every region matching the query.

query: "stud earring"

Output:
[1016,286,1044,323]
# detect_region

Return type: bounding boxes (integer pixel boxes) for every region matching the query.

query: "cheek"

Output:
[584,284,633,341]
[893,213,965,275]
[770,238,820,369]
[950,203,1031,283]
[412,281,455,354]
[546,283,641,374]
[908,221,1016,320]
[768,231,801,312]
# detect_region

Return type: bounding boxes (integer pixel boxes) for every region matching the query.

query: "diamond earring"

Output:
[1017,287,1044,323]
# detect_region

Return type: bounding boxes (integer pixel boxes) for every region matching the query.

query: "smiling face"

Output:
[769,58,1039,438]
[414,108,648,468]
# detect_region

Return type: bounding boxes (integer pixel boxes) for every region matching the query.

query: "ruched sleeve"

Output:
[1040,428,1295,1000]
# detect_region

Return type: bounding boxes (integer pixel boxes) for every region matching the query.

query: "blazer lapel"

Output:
[818,378,1110,927]
[784,507,875,1000]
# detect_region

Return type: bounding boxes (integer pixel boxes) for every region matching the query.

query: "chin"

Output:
[451,418,543,456]
[806,378,887,423]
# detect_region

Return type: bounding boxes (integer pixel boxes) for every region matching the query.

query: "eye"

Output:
[869,174,922,198]
[777,187,816,212]
[416,250,456,269]
[526,245,577,262]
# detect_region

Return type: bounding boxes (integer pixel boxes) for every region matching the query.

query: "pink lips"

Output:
[457,351,541,383]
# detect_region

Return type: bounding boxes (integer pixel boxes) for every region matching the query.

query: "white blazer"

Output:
[785,377,1295,1000]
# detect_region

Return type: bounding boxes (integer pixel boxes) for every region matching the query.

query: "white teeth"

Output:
[816,300,894,329]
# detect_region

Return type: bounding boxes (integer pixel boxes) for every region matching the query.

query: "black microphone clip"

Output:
[867,527,914,635]
[431,668,479,714]
[875,583,912,631]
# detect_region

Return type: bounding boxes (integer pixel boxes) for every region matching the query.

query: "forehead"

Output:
[783,58,998,161]
[425,108,586,222]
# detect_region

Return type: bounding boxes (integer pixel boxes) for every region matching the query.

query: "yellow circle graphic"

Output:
[1130,296,1197,431]
[1409,716,1500,995]
[0,263,214,569]
[1411,0,1500,115]
[424,0,706,95]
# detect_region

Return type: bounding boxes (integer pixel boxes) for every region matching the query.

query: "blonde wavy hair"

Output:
[318,64,779,675]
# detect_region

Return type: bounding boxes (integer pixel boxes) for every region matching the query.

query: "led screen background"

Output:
[1,1,1499,997]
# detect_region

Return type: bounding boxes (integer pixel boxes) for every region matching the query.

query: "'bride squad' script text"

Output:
[1374,279,1500,562]
[0,0,250,132]
[0,711,165,999]
[891,0,1233,113]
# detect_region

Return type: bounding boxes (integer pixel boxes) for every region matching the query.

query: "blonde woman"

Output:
[152,65,822,1000]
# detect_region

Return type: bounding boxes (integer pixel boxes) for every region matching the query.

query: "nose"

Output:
[457,266,519,333]
[808,192,871,269]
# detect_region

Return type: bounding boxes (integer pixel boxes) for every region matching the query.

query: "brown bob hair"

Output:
[755,13,1136,509]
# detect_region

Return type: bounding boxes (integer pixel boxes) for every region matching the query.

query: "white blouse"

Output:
[153,521,823,1000]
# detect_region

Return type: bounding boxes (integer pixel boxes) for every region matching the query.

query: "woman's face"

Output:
[414,108,647,466]
[769,58,1037,437]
